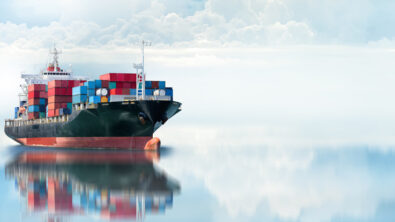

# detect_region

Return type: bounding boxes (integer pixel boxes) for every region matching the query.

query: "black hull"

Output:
[5,101,181,139]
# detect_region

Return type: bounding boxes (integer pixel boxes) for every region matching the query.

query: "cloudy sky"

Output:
[1,0,395,47]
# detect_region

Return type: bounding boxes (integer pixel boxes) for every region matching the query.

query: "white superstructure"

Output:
[19,45,84,103]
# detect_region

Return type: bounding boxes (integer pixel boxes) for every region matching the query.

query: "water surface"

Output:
[1,127,395,222]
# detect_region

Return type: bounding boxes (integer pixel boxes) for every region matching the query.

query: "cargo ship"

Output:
[5,149,179,220]
[4,42,182,149]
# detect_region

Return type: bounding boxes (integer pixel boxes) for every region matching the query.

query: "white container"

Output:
[96,88,108,96]
[109,95,136,102]
[153,89,166,96]
[101,88,108,96]
[155,96,171,101]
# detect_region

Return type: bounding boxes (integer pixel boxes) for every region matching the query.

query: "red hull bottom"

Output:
[16,137,160,150]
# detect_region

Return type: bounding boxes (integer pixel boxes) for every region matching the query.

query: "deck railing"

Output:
[4,96,172,127]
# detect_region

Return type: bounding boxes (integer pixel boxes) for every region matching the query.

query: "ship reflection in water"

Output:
[5,149,180,221]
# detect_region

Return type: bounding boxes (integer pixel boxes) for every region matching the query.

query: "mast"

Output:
[134,40,151,100]
[49,44,62,72]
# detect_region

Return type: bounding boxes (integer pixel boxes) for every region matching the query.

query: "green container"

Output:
[39,112,46,118]
[109,82,116,89]
[45,85,48,92]
[67,103,73,110]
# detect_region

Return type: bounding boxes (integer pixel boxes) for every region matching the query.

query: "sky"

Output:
[1,0,395,47]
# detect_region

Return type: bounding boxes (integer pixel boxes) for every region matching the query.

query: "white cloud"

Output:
[0,0,318,48]
[1,0,395,46]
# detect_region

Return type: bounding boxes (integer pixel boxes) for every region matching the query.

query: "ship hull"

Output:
[5,101,181,149]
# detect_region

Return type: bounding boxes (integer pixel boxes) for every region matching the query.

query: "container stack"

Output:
[27,84,47,120]
[48,80,84,117]
[100,73,136,94]
[72,86,88,104]
[72,79,111,105]
[145,80,173,99]
[145,81,166,90]
[99,73,137,102]
[85,80,100,104]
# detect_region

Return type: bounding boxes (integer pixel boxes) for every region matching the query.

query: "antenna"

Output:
[133,40,151,100]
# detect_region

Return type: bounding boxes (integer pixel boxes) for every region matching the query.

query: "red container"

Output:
[101,80,109,88]
[28,91,41,99]
[67,87,72,95]
[28,98,41,105]
[48,96,72,103]
[100,73,116,81]
[100,73,136,82]
[48,103,68,110]
[48,80,62,89]
[40,91,48,98]
[28,84,46,92]
[47,109,56,117]
[127,73,137,82]
[116,82,124,88]
[48,88,65,96]
[115,82,136,88]
[68,80,76,88]
[151,81,159,89]
[124,74,131,82]
[28,112,40,120]
[118,74,126,82]
[61,80,68,88]
[110,88,130,95]
[55,109,60,116]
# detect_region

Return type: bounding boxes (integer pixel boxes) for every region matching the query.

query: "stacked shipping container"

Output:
[19,75,173,120]
[27,84,47,120]
[72,86,88,104]
[48,80,85,117]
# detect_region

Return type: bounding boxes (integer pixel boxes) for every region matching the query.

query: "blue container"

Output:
[95,80,102,88]
[39,98,46,105]
[14,107,19,119]
[72,95,87,104]
[28,105,40,112]
[159,81,166,89]
[39,105,46,112]
[62,108,71,115]
[72,86,87,95]
[84,81,95,89]
[87,89,96,96]
[145,81,152,88]
[109,82,116,89]
[67,103,73,111]
[130,89,136,95]
[165,87,173,97]
[59,108,71,116]
[145,89,153,95]
[89,96,101,104]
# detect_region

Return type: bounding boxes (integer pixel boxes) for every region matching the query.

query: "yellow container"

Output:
[101,96,108,103]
